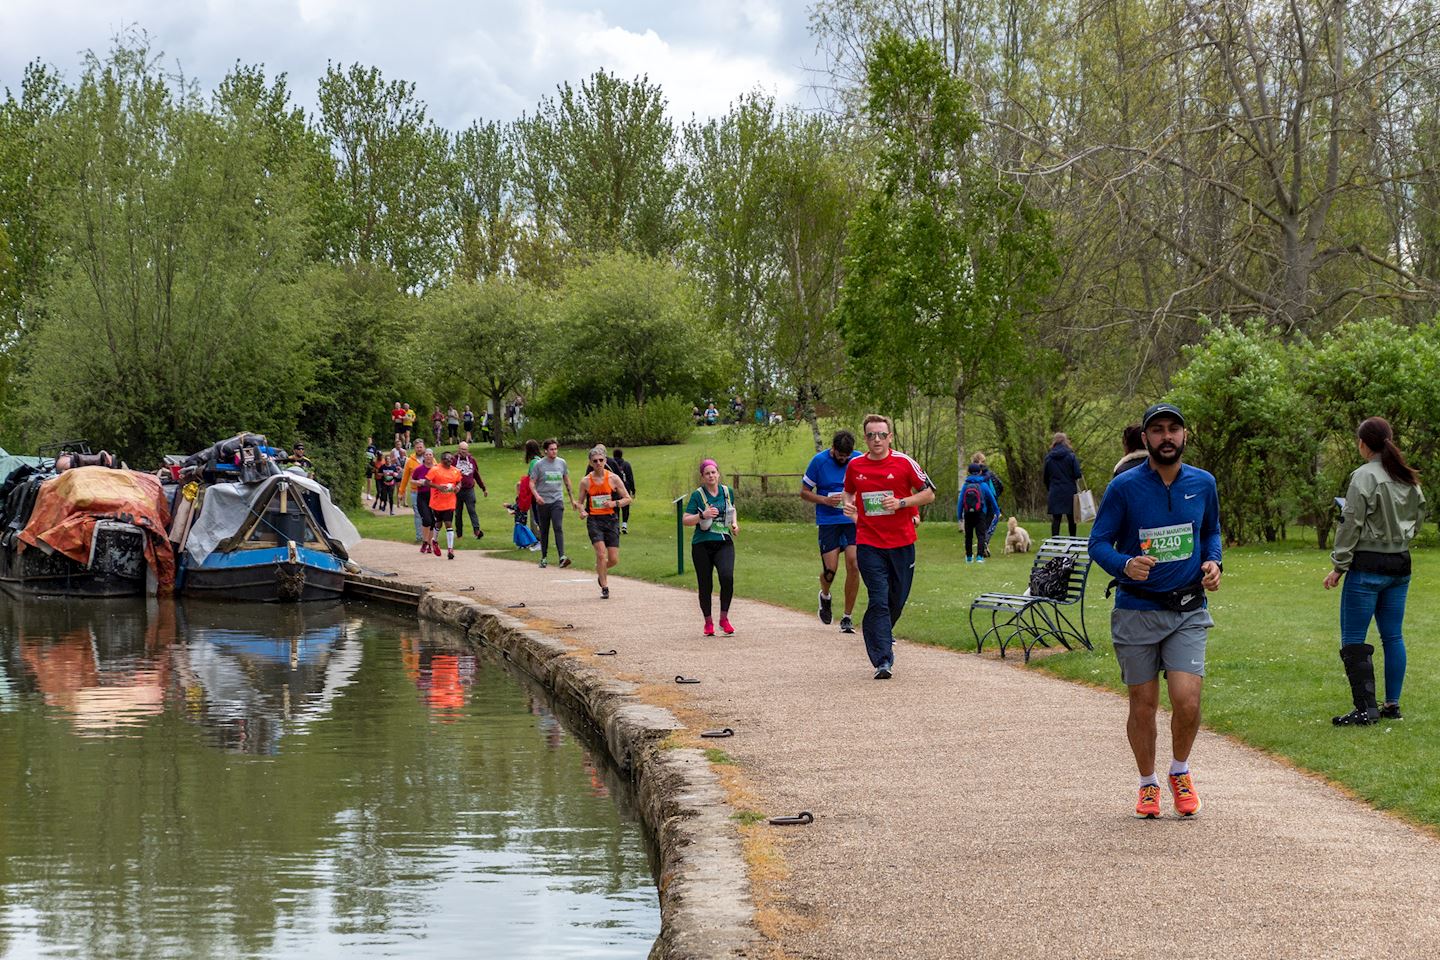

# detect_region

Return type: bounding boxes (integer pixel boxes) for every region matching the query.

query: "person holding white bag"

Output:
[1043,433,1085,536]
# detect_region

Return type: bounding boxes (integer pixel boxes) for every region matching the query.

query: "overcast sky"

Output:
[0,0,825,129]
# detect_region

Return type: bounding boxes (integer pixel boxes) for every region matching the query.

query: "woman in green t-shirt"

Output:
[683,458,739,636]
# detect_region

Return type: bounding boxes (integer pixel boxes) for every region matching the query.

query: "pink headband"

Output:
[700,459,718,473]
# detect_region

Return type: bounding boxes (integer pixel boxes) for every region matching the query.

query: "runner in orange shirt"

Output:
[427,452,464,559]
[578,445,633,599]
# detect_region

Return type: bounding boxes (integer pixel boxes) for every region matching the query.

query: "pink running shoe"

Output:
[719,616,735,635]
[420,542,430,554]
[703,619,716,637]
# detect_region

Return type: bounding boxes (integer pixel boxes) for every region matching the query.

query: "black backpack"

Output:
[1029,555,1076,600]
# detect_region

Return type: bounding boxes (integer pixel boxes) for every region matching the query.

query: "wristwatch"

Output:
[899,498,907,509]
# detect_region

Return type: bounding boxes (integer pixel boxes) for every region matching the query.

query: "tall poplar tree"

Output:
[835,31,1054,485]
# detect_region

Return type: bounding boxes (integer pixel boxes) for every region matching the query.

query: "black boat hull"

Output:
[0,525,148,598]
[180,561,346,603]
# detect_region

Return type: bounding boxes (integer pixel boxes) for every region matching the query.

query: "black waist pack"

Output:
[1351,550,1411,577]
[1114,580,1206,612]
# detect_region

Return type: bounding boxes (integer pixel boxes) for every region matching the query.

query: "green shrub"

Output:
[742,496,813,523]
[518,397,694,448]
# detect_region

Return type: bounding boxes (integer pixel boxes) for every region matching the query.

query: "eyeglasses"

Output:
[865,431,889,440]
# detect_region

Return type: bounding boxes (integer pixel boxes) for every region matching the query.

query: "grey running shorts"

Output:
[1110,607,1215,685]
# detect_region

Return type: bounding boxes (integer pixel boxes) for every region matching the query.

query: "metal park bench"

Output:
[969,536,1094,662]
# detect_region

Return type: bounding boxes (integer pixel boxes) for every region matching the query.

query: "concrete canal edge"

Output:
[349,575,759,960]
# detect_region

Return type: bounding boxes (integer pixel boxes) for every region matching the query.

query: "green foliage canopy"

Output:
[23,44,314,463]
[542,251,729,411]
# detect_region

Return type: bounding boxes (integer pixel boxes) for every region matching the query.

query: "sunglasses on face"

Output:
[590,457,605,463]
[866,431,889,440]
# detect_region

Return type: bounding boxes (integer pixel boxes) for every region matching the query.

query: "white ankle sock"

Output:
[820,591,830,601]
[1169,759,1189,776]
[447,530,455,550]
[1139,774,1159,788]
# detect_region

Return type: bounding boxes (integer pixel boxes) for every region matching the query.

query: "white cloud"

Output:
[0,0,814,128]
[511,1,798,122]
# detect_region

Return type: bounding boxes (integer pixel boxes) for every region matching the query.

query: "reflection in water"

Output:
[0,599,658,959]
[173,601,362,754]
[1,599,362,754]
[402,635,476,721]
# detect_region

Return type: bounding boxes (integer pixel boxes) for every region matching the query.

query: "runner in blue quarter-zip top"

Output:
[1089,403,1222,821]
[801,429,863,633]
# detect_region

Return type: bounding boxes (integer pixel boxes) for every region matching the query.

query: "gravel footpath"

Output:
[352,538,1440,959]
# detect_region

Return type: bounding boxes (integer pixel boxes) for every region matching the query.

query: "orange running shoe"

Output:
[1134,783,1161,819]
[1168,772,1202,817]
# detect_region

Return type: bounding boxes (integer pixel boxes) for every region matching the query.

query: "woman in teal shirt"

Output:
[684,459,739,636]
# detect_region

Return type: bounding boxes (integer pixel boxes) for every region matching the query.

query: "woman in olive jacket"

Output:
[1323,417,1426,725]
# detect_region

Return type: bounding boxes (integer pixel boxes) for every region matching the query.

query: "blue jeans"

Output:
[1340,570,1409,703]
[410,491,423,542]
[856,543,915,669]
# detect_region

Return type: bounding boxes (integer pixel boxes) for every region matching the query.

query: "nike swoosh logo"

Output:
[1180,595,1194,605]
[1190,660,1203,666]
[1184,493,1198,500]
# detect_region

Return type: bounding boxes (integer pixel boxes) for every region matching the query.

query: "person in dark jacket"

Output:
[1043,433,1084,536]
[610,448,637,533]
[1113,424,1147,477]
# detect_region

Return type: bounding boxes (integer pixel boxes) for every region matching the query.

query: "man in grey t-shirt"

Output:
[528,439,576,568]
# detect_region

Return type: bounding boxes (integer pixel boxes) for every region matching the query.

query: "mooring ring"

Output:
[767,811,814,826]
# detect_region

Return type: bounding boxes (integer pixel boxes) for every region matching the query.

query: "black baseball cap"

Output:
[1142,403,1185,428]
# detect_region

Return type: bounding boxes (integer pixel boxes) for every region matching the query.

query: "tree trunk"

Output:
[489,391,505,448]
[800,383,823,452]
[954,384,967,502]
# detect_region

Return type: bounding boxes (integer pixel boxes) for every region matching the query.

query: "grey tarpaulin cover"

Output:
[186,473,360,564]
[0,448,44,486]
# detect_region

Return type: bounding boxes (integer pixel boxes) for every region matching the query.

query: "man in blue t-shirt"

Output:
[801,430,862,633]
[1089,403,1223,821]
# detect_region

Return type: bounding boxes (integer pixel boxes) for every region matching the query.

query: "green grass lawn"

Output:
[353,428,1440,828]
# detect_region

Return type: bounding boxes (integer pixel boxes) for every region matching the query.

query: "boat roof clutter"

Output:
[0,447,43,481]
[184,472,359,565]
[15,466,175,589]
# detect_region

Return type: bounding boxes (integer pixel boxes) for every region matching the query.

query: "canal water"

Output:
[0,598,659,959]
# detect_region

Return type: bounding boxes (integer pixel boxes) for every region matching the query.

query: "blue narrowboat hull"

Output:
[178,545,346,603]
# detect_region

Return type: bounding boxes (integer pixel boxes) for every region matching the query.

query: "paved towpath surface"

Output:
[352,539,1440,959]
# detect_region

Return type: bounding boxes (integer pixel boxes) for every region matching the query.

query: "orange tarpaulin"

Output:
[18,467,176,591]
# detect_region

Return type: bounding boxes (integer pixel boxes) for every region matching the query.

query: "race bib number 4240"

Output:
[1139,523,1194,563]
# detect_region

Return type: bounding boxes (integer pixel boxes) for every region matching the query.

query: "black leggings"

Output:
[1051,513,1076,536]
[536,501,565,558]
[692,539,735,619]
[964,510,987,558]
